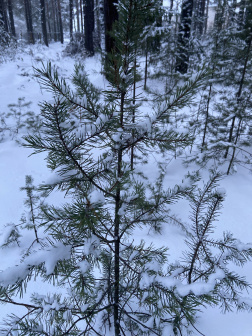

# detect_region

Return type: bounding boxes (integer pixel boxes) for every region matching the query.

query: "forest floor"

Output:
[0,42,252,335]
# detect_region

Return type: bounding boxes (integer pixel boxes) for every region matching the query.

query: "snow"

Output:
[0,42,251,335]
[78,260,90,274]
[0,242,71,286]
[89,189,105,204]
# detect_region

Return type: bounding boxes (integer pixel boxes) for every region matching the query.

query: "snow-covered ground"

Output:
[0,42,251,335]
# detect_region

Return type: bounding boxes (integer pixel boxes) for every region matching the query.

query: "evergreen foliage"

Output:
[1,0,252,335]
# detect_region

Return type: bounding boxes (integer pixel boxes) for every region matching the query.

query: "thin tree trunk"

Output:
[175,0,194,73]
[113,91,125,336]
[169,0,174,24]
[144,43,148,90]
[204,0,210,33]
[95,0,101,48]
[84,0,94,55]
[7,0,15,36]
[214,0,227,32]
[51,0,57,41]
[131,57,137,170]
[80,0,84,33]
[0,0,9,33]
[0,0,5,30]
[226,119,242,175]
[104,0,118,53]
[69,0,73,40]
[76,0,80,32]
[24,0,35,44]
[40,0,48,46]
[46,0,52,41]
[197,0,206,35]
[238,0,246,29]
[201,84,212,150]
[57,0,64,43]
[225,33,252,158]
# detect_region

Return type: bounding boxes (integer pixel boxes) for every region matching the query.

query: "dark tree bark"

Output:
[84,0,94,54]
[57,0,64,43]
[7,0,15,36]
[0,0,9,33]
[204,0,210,33]
[45,0,52,41]
[104,0,118,53]
[51,0,58,41]
[80,0,84,33]
[75,0,80,31]
[214,0,227,32]
[69,0,73,40]
[175,0,194,73]
[196,0,206,35]
[169,0,174,24]
[94,0,102,48]
[39,0,48,46]
[0,0,5,30]
[24,0,35,44]
[238,0,246,29]
[225,1,252,168]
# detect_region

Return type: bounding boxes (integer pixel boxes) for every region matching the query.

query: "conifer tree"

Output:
[190,0,252,173]
[1,1,252,335]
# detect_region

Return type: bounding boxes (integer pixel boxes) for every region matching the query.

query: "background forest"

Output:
[0,0,252,335]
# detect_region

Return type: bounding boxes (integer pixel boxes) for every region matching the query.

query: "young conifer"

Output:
[1,1,252,336]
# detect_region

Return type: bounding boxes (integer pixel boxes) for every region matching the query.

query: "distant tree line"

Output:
[0,1,250,70]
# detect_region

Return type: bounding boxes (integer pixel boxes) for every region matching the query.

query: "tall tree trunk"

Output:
[57,0,64,43]
[80,0,84,33]
[104,0,118,53]
[24,0,35,44]
[0,0,9,33]
[84,0,94,54]
[225,2,252,162]
[51,0,58,41]
[7,0,15,36]
[69,0,73,40]
[95,0,101,48]
[238,0,246,29]
[75,0,80,31]
[40,0,48,46]
[175,0,194,73]
[0,0,5,30]
[214,0,227,32]
[45,0,52,41]
[204,0,210,33]
[169,0,174,24]
[113,91,125,336]
[196,0,206,35]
